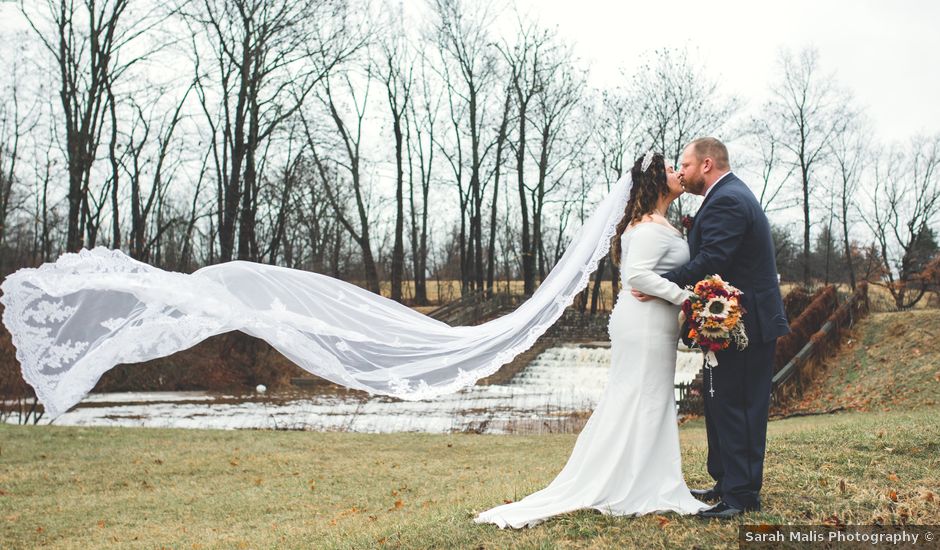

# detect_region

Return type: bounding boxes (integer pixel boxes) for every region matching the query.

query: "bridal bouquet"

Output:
[680,275,749,374]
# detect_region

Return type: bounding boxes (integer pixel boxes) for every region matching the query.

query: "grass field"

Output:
[1,405,938,549]
[3,306,940,549]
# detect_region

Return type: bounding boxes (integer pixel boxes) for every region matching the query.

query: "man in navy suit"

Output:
[633,137,790,519]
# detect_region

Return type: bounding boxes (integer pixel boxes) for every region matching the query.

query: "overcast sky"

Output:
[513,0,940,143]
[3,0,935,143]
[1,0,936,226]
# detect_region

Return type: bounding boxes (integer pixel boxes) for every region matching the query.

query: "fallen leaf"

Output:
[97,520,106,528]
[655,515,670,528]
[887,474,900,482]
[888,490,898,502]
[822,515,845,528]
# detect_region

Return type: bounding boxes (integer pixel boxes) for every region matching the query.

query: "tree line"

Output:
[0,0,937,311]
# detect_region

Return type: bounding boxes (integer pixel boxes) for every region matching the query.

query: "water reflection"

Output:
[43,345,703,434]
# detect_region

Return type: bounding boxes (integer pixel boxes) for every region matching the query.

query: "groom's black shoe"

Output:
[689,488,720,503]
[696,501,745,520]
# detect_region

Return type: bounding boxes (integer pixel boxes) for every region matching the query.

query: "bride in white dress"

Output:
[475,152,709,528]
[0,151,705,528]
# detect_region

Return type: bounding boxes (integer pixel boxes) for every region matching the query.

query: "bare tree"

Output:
[430,0,499,295]
[590,88,642,312]
[485,83,513,295]
[829,112,871,289]
[529,42,586,281]
[292,153,338,274]
[405,55,440,305]
[303,70,381,293]
[632,48,738,218]
[31,121,62,265]
[21,0,166,252]
[742,117,798,214]
[496,20,550,296]
[258,119,304,265]
[185,0,360,262]
[177,149,212,272]
[0,54,39,262]
[376,10,414,302]
[764,47,850,285]
[114,85,192,261]
[866,135,940,309]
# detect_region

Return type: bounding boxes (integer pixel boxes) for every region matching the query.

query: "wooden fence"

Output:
[771,282,870,407]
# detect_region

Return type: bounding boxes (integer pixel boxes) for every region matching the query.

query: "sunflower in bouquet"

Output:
[680,275,749,395]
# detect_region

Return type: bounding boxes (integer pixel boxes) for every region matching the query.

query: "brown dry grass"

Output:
[1,407,937,549]
[793,309,940,414]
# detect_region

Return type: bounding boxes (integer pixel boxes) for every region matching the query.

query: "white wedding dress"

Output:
[475,223,709,528]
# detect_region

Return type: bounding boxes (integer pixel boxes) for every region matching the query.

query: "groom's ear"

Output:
[702,157,713,174]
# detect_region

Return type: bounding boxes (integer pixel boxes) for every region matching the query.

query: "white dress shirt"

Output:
[702,171,732,200]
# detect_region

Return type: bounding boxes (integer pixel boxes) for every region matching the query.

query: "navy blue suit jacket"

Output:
[663,173,790,343]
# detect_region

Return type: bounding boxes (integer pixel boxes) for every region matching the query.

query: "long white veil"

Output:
[0,175,632,418]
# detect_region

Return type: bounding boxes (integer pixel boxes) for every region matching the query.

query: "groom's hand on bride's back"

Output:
[631,289,656,302]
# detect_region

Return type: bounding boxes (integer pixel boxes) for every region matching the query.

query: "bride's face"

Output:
[665,165,684,199]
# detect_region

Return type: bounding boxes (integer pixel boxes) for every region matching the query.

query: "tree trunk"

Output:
[516,105,535,296]
[590,257,606,315]
[391,106,405,302]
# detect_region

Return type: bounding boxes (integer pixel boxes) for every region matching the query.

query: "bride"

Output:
[1,149,706,525]
[475,151,708,528]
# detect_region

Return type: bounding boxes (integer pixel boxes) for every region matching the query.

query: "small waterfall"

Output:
[42,344,703,434]
[675,351,704,384]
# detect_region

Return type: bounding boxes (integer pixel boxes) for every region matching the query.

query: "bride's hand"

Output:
[631,289,655,302]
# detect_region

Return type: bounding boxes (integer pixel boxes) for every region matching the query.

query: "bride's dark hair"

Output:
[610,152,669,267]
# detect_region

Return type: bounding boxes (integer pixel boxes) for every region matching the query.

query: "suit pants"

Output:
[702,338,776,510]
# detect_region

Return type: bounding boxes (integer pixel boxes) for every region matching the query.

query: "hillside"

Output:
[791,310,940,413]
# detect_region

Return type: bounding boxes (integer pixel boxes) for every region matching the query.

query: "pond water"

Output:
[36,345,703,435]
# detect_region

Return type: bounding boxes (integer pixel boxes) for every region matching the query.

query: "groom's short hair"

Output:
[689,137,730,170]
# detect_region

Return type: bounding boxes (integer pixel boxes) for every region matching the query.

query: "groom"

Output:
[633,137,789,519]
